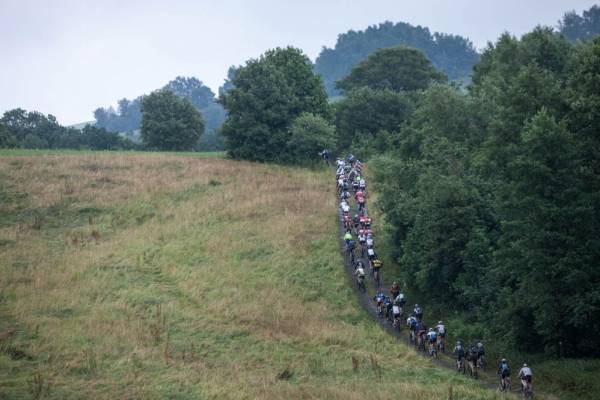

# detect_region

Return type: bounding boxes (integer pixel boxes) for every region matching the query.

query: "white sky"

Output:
[1,0,597,125]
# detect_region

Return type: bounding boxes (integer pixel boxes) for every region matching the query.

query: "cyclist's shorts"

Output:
[501,372,510,378]
[429,339,437,344]
[523,375,532,383]
[438,332,445,338]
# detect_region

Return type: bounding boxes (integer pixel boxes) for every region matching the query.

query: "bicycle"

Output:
[356,276,366,293]
[428,342,438,359]
[477,355,485,372]
[417,333,426,352]
[499,376,511,393]
[437,336,445,354]
[520,379,533,399]
[456,358,466,374]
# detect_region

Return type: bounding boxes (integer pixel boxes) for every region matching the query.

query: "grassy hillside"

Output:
[0,152,499,399]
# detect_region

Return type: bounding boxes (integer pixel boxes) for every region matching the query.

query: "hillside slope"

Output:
[1,152,497,399]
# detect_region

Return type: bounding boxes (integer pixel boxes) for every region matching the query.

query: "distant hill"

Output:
[314,21,480,96]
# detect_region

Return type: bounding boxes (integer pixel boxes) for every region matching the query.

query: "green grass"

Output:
[0,153,502,399]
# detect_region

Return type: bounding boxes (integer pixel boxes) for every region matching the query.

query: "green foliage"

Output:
[314,21,479,96]
[334,88,413,152]
[288,113,336,165]
[559,5,600,42]
[0,123,18,148]
[219,46,330,163]
[140,90,204,151]
[0,109,137,150]
[369,26,600,358]
[337,46,446,93]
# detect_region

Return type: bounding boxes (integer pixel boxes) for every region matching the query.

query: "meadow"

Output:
[0,151,501,399]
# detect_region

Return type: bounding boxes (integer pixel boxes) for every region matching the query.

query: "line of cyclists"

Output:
[333,154,534,398]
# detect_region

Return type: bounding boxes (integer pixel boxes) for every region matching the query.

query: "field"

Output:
[0,151,500,399]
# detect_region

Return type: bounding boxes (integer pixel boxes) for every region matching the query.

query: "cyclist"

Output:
[394,291,406,309]
[416,320,427,350]
[337,176,344,192]
[414,304,423,322]
[364,216,372,229]
[340,189,351,202]
[390,282,400,300]
[426,328,438,356]
[392,303,402,327]
[343,214,353,231]
[435,321,446,352]
[383,296,393,320]
[475,339,485,370]
[366,233,374,249]
[359,177,366,191]
[359,213,368,228]
[367,248,376,263]
[454,341,465,371]
[347,239,356,263]
[342,179,349,191]
[498,359,511,391]
[352,177,359,192]
[407,315,418,343]
[356,191,366,211]
[371,258,383,284]
[341,201,350,215]
[354,264,366,291]
[343,231,352,246]
[518,363,533,396]
[373,291,386,316]
[358,232,366,254]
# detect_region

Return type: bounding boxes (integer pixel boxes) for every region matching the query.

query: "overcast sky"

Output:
[1,0,597,125]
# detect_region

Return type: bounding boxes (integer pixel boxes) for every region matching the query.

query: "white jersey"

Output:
[355,267,365,277]
[359,179,366,187]
[366,238,374,247]
[519,367,532,377]
[392,305,400,315]
[342,204,350,213]
[436,324,445,334]
[358,234,366,243]
[367,248,375,257]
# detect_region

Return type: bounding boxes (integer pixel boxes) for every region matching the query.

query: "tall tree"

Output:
[219,46,329,163]
[140,90,204,151]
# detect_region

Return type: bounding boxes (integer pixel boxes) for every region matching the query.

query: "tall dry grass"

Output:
[0,153,500,399]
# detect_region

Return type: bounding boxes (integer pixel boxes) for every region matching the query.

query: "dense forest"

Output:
[94,77,226,151]
[364,28,600,357]
[313,21,480,96]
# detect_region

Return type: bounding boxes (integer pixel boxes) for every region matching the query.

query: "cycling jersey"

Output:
[395,294,405,305]
[367,249,376,259]
[519,367,532,378]
[366,238,374,247]
[372,259,383,269]
[436,324,445,335]
[358,234,366,243]
[355,268,365,277]
[344,233,352,241]
[427,331,438,343]
[342,204,350,213]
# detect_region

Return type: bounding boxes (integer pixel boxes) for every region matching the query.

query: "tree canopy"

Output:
[314,21,479,96]
[140,90,204,151]
[219,46,330,163]
[336,46,446,93]
[559,5,600,42]
[353,27,600,357]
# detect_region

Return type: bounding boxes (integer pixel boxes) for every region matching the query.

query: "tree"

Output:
[336,46,446,93]
[334,87,413,151]
[288,113,336,165]
[140,90,204,151]
[219,46,329,163]
[0,123,18,148]
[559,5,600,42]
[314,21,479,96]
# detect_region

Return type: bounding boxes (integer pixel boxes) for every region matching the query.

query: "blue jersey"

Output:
[374,293,385,303]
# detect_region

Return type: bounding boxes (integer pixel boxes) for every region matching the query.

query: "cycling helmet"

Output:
[502,358,507,362]
[429,328,434,332]
[438,321,443,324]
[523,363,527,367]
[457,341,462,345]
[415,304,419,307]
